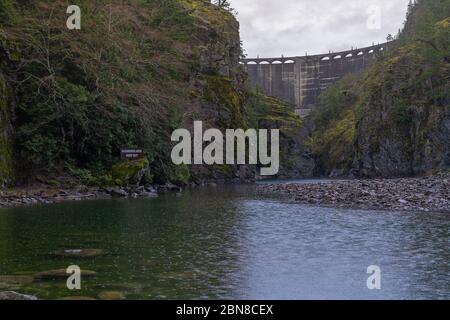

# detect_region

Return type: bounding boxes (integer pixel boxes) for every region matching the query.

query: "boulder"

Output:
[0,291,38,300]
[144,185,157,193]
[98,291,125,300]
[107,187,128,198]
[112,158,149,187]
[157,182,182,193]
[138,191,158,198]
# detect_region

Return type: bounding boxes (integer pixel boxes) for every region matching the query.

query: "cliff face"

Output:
[0,0,257,186]
[354,47,450,177]
[176,0,255,182]
[353,1,450,177]
[310,0,450,177]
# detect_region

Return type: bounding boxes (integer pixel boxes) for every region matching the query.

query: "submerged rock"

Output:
[107,187,129,198]
[58,296,97,300]
[49,249,104,258]
[35,269,97,280]
[138,191,158,198]
[98,291,125,300]
[0,275,34,290]
[157,183,182,193]
[0,291,38,300]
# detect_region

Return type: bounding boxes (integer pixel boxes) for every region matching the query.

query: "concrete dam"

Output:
[242,42,392,116]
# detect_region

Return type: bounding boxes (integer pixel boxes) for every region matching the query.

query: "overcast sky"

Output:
[229,0,411,58]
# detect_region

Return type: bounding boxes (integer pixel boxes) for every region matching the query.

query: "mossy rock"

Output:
[168,163,190,186]
[111,158,149,187]
[204,75,246,129]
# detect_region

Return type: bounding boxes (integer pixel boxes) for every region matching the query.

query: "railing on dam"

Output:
[241,42,393,116]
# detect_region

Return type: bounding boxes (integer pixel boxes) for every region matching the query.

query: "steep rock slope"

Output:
[309,0,450,177]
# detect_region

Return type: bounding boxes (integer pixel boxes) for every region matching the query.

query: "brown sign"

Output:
[121,148,144,160]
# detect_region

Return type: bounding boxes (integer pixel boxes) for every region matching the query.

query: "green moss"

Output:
[242,86,303,174]
[0,0,16,25]
[308,108,356,171]
[168,163,190,185]
[245,88,301,132]
[66,165,115,187]
[204,75,246,129]
[111,158,149,186]
[180,0,237,25]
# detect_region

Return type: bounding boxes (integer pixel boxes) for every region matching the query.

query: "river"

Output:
[0,183,448,300]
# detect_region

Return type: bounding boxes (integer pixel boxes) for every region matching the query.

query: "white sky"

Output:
[229,0,411,58]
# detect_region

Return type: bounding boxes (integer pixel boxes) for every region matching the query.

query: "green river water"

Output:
[0,183,448,299]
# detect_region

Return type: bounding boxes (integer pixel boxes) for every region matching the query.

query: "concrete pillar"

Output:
[294,58,302,111]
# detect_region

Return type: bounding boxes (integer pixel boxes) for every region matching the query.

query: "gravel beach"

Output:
[259,173,450,213]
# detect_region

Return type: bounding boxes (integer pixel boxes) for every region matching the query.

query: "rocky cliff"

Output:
[309,0,450,177]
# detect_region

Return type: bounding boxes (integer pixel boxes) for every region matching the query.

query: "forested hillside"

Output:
[0,0,300,187]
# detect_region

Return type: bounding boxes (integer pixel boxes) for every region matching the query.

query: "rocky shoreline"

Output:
[0,183,183,209]
[2,174,449,213]
[259,173,450,213]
